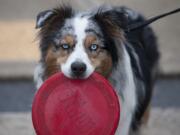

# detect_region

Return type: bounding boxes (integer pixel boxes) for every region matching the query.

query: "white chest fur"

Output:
[110,46,136,135]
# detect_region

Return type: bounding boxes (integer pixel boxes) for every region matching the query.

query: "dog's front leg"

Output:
[34,62,44,89]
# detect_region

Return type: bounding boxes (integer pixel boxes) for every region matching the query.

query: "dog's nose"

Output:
[71,62,86,76]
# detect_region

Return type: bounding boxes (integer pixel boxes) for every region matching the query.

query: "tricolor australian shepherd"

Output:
[34,5,159,135]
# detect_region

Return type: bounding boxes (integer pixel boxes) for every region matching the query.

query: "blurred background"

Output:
[0,0,180,135]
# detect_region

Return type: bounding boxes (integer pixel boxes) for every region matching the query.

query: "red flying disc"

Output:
[32,72,120,135]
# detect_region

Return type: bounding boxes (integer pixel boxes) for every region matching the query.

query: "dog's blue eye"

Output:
[61,44,70,50]
[89,44,98,51]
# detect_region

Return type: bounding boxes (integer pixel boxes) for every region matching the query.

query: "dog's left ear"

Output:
[93,9,129,31]
[36,10,55,29]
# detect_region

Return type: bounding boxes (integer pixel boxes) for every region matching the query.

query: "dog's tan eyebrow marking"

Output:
[84,35,104,48]
[61,35,75,46]
[84,35,97,47]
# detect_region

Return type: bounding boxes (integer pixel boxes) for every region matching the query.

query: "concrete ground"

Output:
[1,108,180,135]
[0,79,180,135]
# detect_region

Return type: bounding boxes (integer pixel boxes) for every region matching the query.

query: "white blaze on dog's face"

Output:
[44,14,113,79]
[61,16,94,78]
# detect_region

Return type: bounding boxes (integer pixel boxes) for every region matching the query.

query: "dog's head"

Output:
[36,5,127,79]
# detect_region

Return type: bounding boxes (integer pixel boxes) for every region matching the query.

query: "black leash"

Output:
[125,8,180,32]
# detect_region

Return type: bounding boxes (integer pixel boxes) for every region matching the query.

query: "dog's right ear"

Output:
[36,10,55,29]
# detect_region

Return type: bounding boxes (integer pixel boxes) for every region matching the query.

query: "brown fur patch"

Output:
[84,35,97,47]
[90,51,113,77]
[84,35,113,77]
[141,105,151,125]
[44,45,69,79]
[61,35,75,47]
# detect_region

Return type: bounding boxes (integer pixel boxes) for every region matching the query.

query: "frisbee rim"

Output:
[32,72,120,135]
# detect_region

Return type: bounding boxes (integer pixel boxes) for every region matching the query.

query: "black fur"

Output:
[125,12,159,130]
[93,6,159,131]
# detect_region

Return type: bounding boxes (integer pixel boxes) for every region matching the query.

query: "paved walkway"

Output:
[1,108,180,135]
[0,79,180,135]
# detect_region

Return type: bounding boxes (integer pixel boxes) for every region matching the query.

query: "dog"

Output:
[34,5,159,135]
